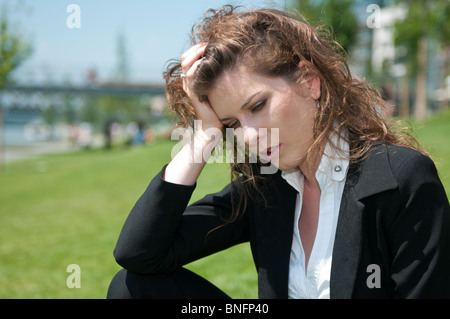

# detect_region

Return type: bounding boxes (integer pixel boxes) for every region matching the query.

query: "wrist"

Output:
[164,120,223,186]
[189,126,222,164]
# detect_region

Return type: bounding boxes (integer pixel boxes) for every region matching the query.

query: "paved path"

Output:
[2,141,73,164]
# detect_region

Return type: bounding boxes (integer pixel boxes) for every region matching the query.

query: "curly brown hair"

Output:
[164,5,423,220]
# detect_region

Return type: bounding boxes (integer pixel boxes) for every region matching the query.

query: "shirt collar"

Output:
[317,129,349,182]
[281,128,349,188]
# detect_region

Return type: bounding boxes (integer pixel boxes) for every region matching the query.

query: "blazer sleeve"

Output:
[113,165,249,274]
[388,153,450,298]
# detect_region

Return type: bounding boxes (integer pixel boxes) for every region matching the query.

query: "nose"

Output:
[243,125,258,145]
[242,125,278,157]
[241,122,264,156]
[238,116,269,155]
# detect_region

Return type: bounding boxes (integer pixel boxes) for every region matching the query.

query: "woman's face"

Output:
[207,62,321,171]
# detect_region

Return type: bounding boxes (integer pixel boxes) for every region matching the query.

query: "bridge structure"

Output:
[0,82,166,111]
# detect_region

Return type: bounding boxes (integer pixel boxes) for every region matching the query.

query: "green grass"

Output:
[0,111,449,299]
[409,111,450,191]
[0,139,257,298]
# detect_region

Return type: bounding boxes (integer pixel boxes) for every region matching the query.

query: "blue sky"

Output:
[6,0,289,85]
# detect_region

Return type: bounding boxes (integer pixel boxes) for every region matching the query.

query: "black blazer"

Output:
[113,142,450,298]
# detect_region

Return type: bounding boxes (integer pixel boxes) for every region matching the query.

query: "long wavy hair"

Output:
[164,5,423,220]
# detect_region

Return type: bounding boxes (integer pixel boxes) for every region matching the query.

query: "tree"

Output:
[393,0,450,121]
[0,7,31,88]
[0,5,32,167]
[113,31,130,83]
[291,0,358,54]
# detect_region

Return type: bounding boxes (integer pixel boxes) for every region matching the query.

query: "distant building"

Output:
[349,1,446,115]
[371,5,406,75]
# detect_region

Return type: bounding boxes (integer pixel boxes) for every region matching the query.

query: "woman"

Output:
[107,6,450,299]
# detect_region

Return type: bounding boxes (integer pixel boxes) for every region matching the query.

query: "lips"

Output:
[260,144,280,161]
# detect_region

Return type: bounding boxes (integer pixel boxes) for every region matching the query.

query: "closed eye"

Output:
[228,120,240,129]
[251,99,266,113]
[225,99,266,128]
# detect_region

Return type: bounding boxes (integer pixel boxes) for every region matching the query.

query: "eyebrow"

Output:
[219,91,262,122]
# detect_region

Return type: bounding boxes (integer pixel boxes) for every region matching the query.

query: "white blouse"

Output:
[281,132,349,299]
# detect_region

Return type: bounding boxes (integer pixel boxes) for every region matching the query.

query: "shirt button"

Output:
[334,165,342,172]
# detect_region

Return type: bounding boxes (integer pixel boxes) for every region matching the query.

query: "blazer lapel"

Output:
[255,172,297,299]
[330,163,365,298]
[330,143,398,298]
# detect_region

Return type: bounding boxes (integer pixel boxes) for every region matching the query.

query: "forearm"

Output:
[113,164,247,274]
[113,166,197,273]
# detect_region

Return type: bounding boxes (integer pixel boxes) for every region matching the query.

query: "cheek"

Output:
[269,100,317,170]
[274,96,316,136]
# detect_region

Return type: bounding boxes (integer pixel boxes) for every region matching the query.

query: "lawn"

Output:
[0,111,449,299]
[0,138,256,298]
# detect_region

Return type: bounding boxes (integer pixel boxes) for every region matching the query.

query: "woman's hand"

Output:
[163,44,223,186]
[180,43,223,132]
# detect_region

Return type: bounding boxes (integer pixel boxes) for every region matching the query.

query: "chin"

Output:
[274,161,293,172]
[277,156,304,172]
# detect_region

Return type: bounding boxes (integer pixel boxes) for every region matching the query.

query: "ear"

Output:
[298,61,321,100]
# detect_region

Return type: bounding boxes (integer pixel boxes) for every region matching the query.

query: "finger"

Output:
[181,44,207,75]
[181,43,207,62]
[185,57,204,79]
[181,47,206,76]
[182,57,205,96]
